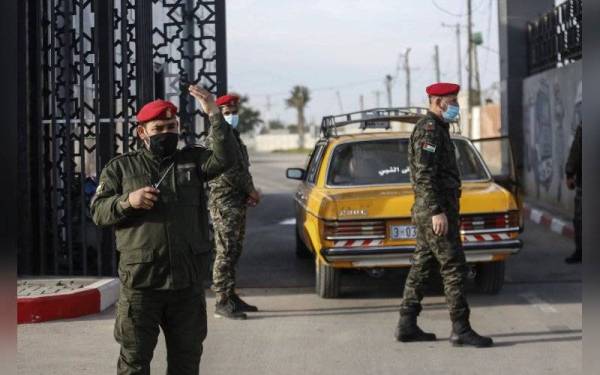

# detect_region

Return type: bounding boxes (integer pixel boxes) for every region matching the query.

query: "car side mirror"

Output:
[286,168,305,180]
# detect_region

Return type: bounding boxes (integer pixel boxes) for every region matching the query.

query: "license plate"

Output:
[390,225,417,240]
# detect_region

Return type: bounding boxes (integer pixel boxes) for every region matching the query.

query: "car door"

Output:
[470,136,523,220]
[296,142,327,244]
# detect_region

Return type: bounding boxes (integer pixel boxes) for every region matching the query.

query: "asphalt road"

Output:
[17,152,582,375]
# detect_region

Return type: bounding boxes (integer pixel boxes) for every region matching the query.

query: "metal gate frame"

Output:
[20,0,227,276]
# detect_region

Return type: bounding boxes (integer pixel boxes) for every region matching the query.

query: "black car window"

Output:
[327,138,489,186]
[306,143,326,184]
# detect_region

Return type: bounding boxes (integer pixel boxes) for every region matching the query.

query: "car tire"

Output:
[475,260,505,294]
[295,230,312,259]
[315,258,340,298]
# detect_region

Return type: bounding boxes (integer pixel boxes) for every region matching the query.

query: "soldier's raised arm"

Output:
[411,123,444,216]
[189,85,236,179]
[90,160,136,227]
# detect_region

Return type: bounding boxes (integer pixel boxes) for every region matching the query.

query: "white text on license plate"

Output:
[390,225,417,239]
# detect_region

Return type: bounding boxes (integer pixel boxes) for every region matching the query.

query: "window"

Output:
[306,143,326,183]
[326,138,489,186]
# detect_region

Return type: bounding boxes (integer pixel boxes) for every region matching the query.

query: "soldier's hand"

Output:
[566,176,576,190]
[128,186,160,210]
[188,85,219,115]
[248,190,261,206]
[432,213,448,236]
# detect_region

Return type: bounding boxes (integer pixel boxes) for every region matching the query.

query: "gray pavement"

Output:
[17,151,582,375]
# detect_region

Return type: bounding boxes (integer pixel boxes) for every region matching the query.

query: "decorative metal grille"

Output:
[33,0,226,276]
[527,0,582,75]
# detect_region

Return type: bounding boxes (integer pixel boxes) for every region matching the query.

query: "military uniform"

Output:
[91,108,235,374]
[399,110,469,322]
[565,124,582,262]
[206,128,255,298]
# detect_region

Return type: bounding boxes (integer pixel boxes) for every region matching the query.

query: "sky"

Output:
[226,0,501,127]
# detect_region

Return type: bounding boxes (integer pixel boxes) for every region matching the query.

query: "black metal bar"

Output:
[78,0,87,275]
[215,0,227,97]
[40,0,50,275]
[526,0,582,75]
[120,0,131,154]
[60,0,74,276]
[135,0,154,108]
[95,0,116,276]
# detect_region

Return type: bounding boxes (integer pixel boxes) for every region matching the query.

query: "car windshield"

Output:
[326,138,489,186]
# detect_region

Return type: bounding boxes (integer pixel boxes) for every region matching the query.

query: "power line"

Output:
[431,0,487,17]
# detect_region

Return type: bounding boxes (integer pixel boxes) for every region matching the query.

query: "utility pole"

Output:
[336,90,344,112]
[441,23,462,87]
[467,0,473,136]
[384,74,393,107]
[434,45,441,82]
[359,94,365,111]
[400,48,412,107]
[373,90,381,107]
[474,44,482,106]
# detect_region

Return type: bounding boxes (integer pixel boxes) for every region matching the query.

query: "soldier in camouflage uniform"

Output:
[565,123,582,264]
[207,94,261,320]
[91,86,236,374]
[395,82,493,348]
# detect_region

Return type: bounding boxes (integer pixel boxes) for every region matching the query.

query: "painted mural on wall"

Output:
[522,60,582,215]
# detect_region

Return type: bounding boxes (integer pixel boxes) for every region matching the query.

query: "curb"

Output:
[18,278,120,324]
[523,203,574,239]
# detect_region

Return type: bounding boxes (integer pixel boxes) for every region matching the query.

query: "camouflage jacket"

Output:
[409,111,461,216]
[565,124,582,188]
[90,113,236,290]
[206,128,255,202]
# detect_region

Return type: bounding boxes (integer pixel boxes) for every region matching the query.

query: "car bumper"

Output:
[320,239,522,267]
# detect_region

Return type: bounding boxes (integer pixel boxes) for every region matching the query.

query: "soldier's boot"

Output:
[564,250,582,264]
[394,315,437,342]
[231,293,258,312]
[214,294,247,320]
[450,319,493,348]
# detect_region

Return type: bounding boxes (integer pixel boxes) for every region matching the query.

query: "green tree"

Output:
[268,119,285,130]
[238,95,263,134]
[285,86,310,148]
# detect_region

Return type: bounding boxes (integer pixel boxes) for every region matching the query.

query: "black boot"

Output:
[214,294,247,320]
[231,294,258,312]
[394,315,437,342]
[565,251,582,264]
[450,319,493,348]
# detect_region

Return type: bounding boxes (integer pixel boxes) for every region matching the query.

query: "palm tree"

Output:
[285,85,311,149]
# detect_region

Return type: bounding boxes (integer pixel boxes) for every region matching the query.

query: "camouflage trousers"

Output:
[399,194,470,322]
[114,282,207,375]
[209,198,247,296]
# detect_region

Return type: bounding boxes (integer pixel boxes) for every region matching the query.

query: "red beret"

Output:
[136,99,178,123]
[215,94,240,107]
[426,83,461,97]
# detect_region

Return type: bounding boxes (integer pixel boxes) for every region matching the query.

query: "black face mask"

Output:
[148,132,178,158]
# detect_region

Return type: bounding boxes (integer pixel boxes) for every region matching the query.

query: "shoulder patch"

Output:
[422,142,436,153]
[424,122,435,131]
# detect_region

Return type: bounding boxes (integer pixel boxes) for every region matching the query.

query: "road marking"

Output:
[530,209,543,224]
[550,217,566,234]
[279,218,296,225]
[520,292,558,313]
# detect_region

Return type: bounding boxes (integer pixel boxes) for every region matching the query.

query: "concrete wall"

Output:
[241,134,318,152]
[522,60,582,215]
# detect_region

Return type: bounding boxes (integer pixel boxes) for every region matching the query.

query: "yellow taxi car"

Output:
[286,108,522,298]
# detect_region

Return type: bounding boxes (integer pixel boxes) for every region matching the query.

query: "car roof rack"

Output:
[320,107,430,138]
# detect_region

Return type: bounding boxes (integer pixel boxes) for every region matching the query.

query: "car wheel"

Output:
[475,260,505,294]
[315,257,340,298]
[295,230,312,259]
